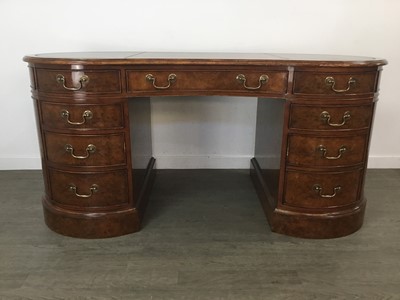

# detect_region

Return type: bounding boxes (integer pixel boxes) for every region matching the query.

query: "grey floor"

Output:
[0,169,399,299]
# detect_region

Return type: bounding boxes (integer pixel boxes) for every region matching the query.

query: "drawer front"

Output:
[36,69,122,93]
[127,69,288,94]
[48,169,129,208]
[287,135,367,167]
[45,132,126,167]
[289,104,373,130]
[283,169,363,209]
[293,71,377,95]
[40,102,125,130]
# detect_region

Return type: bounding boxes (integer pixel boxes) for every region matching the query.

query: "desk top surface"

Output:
[23,52,387,67]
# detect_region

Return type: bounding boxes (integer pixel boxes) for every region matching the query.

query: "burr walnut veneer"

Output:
[23,52,386,239]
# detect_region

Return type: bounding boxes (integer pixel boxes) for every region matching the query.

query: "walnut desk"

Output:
[23,52,386,239]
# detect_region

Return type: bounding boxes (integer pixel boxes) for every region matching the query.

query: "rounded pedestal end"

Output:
[270,201,366,239]
[42,197,140,238]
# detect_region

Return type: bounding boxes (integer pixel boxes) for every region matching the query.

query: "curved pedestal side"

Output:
[42,158,156,238]
[250,158,366,239]
[269,202,365,239]
[42,197,140,238]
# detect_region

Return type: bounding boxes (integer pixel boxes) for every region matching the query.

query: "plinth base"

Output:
[43,199,140,238]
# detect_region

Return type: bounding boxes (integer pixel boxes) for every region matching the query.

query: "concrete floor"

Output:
[0,169,399,299]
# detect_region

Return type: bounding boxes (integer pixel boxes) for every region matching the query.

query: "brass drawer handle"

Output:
[320,111,351,127]
[313,185,341,198]
[317,145,347,160]
[68,184,99,198]
[325,76,356,93]
[61,110,93,125]
[145,73,176,89]
[236,74,269,90]
[65,144,96,159]
[56,74,89,91]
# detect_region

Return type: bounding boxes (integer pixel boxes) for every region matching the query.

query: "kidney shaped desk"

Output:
[23,52,387,239]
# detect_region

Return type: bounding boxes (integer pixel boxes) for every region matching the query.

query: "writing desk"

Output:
[23,52,386,238]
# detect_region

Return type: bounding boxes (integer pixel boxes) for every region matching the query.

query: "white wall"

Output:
[0,0,399,169]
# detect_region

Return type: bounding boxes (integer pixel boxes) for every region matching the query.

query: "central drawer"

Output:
[126,69,288,95]
[44,132,126,167]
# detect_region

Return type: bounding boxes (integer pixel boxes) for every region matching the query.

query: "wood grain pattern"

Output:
[40,102,125,130]
[44,132,127,167]
[126,68,288,96]
[283,168,363,209]
[36,69,122,93]
[287,134,367,167]
[289,103,373,131]
[47,168,129,208]
[293,70,378,95]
